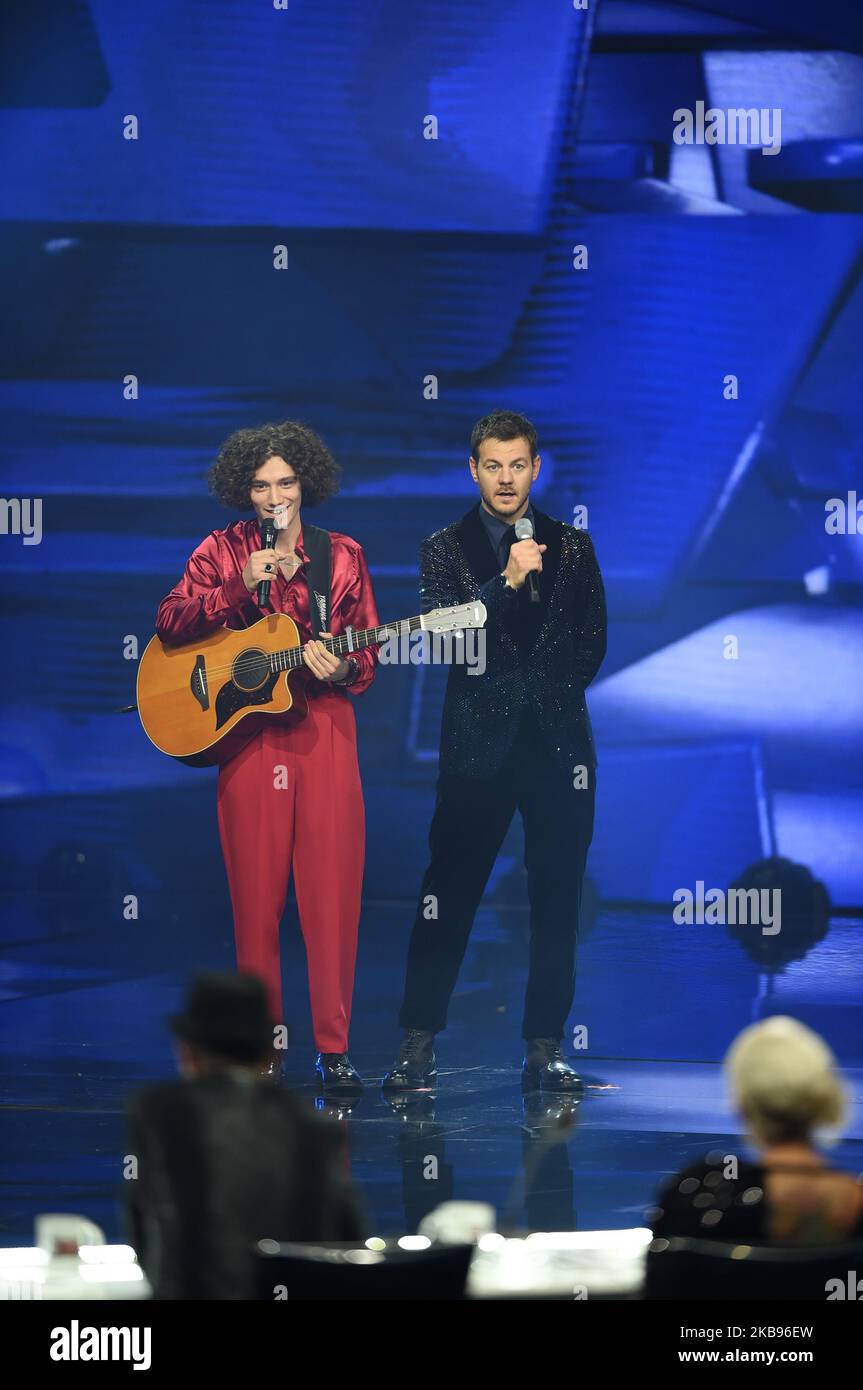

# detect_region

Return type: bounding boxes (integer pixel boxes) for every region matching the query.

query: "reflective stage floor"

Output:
[2,893,862,1246]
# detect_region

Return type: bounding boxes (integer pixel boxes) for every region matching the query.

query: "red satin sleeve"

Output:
[336,541,380,698]
[155,533,259,646]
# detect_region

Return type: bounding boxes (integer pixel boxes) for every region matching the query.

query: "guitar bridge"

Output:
[191,656,209,711]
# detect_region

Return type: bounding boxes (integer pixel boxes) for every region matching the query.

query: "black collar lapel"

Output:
[532,507,562,606]
[455,503,500,586]
[453,502,563,634]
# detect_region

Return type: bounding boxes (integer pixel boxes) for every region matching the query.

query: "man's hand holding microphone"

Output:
[242,547,281,593]
[502,517,545,601]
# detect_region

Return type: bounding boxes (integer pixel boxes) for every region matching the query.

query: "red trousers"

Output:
[216,691,364,1053]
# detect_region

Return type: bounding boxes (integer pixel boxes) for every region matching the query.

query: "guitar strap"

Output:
[299,523,332,639]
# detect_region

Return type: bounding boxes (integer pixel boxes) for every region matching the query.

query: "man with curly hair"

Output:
[155,421,379,1093]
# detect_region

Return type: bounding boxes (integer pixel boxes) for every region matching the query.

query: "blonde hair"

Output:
[723,1016,847,1147]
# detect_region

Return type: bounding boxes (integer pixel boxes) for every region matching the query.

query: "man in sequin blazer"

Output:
[383,410,607,1094]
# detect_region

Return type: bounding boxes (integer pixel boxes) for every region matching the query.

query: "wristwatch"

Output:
[334,655,360,687]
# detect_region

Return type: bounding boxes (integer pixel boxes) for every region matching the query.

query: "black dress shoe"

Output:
[381,1029,437,1091]
[315,1052,363,1093]
[258,1048,286,1081]
[522,1038,584,1093]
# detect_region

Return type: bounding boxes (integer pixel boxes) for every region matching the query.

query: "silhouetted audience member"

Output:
[124,973,366,1298]
[649,1016,863,1245]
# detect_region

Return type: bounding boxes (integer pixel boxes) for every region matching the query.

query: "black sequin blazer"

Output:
[419,503,607,778]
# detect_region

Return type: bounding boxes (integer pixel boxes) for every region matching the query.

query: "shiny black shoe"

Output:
[381,1029,437,1092]
[522,1038,584,1094]
[259,1053,285,1082]
[315,1052,363,1094]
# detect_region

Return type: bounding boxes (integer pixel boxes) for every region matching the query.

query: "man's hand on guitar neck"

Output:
[303,631,352,684]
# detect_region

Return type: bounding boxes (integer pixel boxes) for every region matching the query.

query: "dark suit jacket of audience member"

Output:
[125,1072,366,1299]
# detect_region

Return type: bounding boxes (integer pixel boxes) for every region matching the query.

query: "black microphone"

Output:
[514,516,540,603]
[257,516,276,610]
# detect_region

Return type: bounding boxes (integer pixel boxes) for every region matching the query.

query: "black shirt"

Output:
[650,1154,863,1245]
[478,501,543,656]
[478,500,537,571]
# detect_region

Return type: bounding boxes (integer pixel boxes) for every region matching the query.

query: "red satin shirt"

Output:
[155,518,380,697]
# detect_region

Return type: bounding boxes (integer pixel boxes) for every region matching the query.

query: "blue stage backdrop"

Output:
[1,0,862,1083]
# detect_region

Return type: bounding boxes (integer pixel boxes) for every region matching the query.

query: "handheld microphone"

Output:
[257,516,277,610]
[514,516,540,603]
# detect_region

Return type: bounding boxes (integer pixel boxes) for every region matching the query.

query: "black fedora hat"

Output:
[168,972,275,1063]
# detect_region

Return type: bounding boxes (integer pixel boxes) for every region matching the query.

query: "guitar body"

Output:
[136,596,487,768]
[137,612,309,766]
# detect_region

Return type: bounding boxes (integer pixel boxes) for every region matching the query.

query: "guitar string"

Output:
[180,620,477,683]
[193,635,390,682]
[186,617,439,683]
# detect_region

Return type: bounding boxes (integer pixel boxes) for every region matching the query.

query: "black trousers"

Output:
[398,704,596,1040]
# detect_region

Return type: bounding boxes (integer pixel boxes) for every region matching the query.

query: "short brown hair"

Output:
[470,409,538,461]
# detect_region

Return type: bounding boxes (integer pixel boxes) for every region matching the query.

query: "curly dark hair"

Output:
[208,420,341,510]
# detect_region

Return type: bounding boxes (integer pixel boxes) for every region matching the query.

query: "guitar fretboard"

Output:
[270,616,425,672]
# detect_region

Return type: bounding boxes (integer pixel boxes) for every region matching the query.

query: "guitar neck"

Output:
[272,615,425,672]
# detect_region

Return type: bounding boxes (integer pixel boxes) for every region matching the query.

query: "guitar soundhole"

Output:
[231,647,270,691]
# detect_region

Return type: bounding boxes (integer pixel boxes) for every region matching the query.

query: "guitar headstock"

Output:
[421,601,487,634]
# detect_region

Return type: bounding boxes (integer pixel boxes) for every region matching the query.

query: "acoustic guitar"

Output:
[137,601,486,766]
